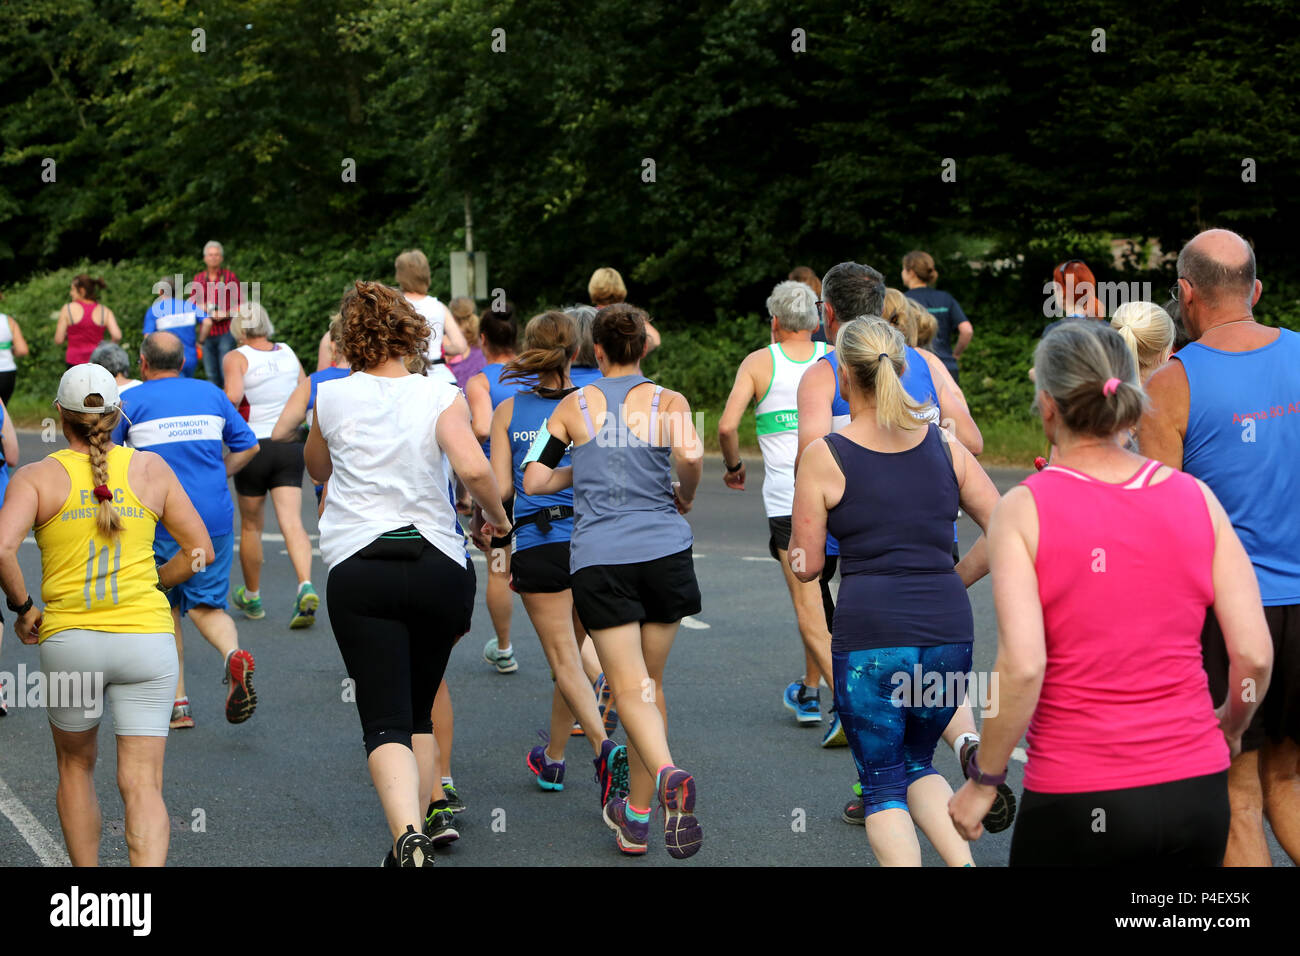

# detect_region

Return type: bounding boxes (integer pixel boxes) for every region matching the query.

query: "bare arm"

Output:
[436,394,510,531]
[642,320,662,357]
[316,331,332,372]
[271,378,313,442]
[790,438,837,582]
[465,373,493,443]
[663,389,703,512]
[0,466,42,641]
[223,350,248,407]
[9,317,28,359]
[952,320,973,359]
[795,357,835,474]
[225,445,259,477]
[523,395,576,497]
[440,302,468,358]
[54,306,69,345]
[1137,359,1188,470]
[0,402,17,467]
[489,399,515,508]
[102,306,123,343]
[924,351,982,454]
[718,352,758,486]
[151,453,215,587]
[951,438,1000,584]
[304,414,331,485]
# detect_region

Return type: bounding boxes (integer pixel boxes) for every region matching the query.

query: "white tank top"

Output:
[405,294,457,384]
[0,314,16,373]
[755,341,827,516]
[315,372,466,570]
[237,343,301,438]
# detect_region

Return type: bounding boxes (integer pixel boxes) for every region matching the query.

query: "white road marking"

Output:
[740,556,768,562]
[680,616,710,630]
[0,774,69,867]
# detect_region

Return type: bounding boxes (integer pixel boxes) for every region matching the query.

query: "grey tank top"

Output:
[569,375,694,572]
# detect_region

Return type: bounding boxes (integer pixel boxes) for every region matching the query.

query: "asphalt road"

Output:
[0,435,1292,867]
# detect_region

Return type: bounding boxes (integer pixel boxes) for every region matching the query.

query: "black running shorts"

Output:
[233,440,305,498]
[768,515,793,560]
[510,542,571,594]
[571,547,702,631]
[1201,603,1300,751]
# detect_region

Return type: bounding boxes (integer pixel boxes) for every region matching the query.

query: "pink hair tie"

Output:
[1102,377,1121,397]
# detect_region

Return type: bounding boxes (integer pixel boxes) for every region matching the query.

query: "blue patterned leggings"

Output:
[833,643,973,816]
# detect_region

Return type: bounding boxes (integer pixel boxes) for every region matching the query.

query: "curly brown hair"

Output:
[338,281,430,372]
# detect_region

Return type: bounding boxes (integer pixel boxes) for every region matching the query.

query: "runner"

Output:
[466,305,523,674]
[901,251,973,384]
[116,333,261,730]
[307,280,509,867]
[0,364,213,865]
[524,303,703,859]
[270,314,350,507]
[1140,228,1300,865]
[190,241,241,388]
[795,263,1007,832]
[718,279,829,727]
[0,304,30,405]
[222,303,319,628]
[90,343,142,394]
[951,320,1274,864]
[1110,300,1176,384]
[144,277,206,377]
[588,267,660,355]
[446,297,486,390]
[490,310,629,806]
[56,275,122,368]
[395,249,468,385]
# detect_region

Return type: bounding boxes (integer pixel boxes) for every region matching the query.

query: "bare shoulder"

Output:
[1144,357,1188,401]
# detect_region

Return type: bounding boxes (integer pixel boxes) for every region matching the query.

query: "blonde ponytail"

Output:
[1110,301,1175,380]
[835,317,928,430]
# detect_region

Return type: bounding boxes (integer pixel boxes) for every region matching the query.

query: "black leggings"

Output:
[327,543,476,755]
[1009,771,1229,866]
[0,370,15,406]
[820,556,839,632]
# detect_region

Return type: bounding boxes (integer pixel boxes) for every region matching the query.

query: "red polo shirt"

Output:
[190,268,240,336]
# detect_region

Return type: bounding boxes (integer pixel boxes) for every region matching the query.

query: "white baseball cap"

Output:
[56,363,120,413]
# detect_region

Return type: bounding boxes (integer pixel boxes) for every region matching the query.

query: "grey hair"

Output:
[204,240,224,255]
[563,304,599,367]
[821,262,885,326]
[1176,230,1255,304]
[234,301,274,340]
[1034,322,1146,437]
[90,342,132,379]
[766,280,819,332]
[140,333,185,372]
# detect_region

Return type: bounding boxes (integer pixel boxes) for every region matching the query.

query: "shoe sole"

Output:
[602,802,648,855]
[484,647,518,673]
[596,676,619,735]
[841,808,864,825]
[170,718,195,730]
[525,752,564,791]
[397,833,437,866]
[290,591,318,629]
[429,826,459,848]
[820,722,848,748]
[233,593,265,620]
[983,784,1018,834]
[658,769,702,860]
[783,689,822,725]
[600,745,630,807]
[225,652,257,724]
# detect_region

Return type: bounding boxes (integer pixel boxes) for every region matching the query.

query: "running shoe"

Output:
[602,797,649,856]
[170,698,195,730]
[594,739,630,808]
[526,737,565,791]
[483,638,518,674]
[820,706,847,747]
[393,824,436,867]
[223,649,257,724]
[290,582,318,629]
[571,720,585,737]
[842,781,865,825]
[783,680,821,725]
[231,586,265,620]
[656,766,702,860]
[595,673,619,735]
[959,740,1018,834]
[441,784,466,814]
[423,801,460,847]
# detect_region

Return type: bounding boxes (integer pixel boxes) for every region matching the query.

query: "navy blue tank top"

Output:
[825,425,972,651]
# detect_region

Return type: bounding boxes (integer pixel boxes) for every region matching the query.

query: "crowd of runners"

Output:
[0,227,1295,868]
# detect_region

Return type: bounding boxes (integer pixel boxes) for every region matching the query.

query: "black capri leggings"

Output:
[1009,771,1229,866]
[0,370,15,407]
[326,542,476,755]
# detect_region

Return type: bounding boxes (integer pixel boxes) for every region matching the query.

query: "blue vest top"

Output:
[509,388,574,552]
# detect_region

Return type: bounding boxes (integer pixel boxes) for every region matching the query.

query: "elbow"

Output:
[1000,657,1046,688]
[964,429,984,457]
[522,466,543,497]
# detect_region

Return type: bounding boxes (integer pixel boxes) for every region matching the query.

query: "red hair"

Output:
[1053,260,1104,318]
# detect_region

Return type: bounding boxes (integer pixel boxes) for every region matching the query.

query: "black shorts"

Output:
[510,542,571,594]
[571,547,702,631]
[768,515,792,560]
[1202,603,1300,750]
[233,440,305,498]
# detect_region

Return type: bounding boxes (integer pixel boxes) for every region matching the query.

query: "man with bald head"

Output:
[1142,228,1300,866]
[114,332,261,729]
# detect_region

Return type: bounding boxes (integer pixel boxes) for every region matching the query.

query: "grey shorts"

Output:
[38,629,179,736]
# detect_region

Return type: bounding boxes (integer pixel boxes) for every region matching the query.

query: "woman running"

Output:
[0,364,212,865]
[271,314,351,505]
[307,281,509,867]
[56,275,122,368]
[395,249,468,385]
[466,305,523,675]
[223,303,318,628]
[791,317,1001,866]
[447,297,487,391]
[949,322,1274,864]
[490,311,629,803]
[0,301,30,405]
[524,303,703,860]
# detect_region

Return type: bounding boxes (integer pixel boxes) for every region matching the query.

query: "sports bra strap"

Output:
[577,386,595,437]
[1133,458,1163,488]
[650,386,663,443]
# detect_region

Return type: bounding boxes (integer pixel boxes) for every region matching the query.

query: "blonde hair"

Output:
[234,301,273,341]
[449,296,479,339]
[909,299,937,348]
[61,397,124,541]
[587,267,627,307]
[881,288,918,346]
[395,249,431,294]
[1110,301,1175,379]
[835,318,927,430]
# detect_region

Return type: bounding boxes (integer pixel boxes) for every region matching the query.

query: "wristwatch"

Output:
[6,594,33,616]
[725,458,743,473]
[966,748,1008,787]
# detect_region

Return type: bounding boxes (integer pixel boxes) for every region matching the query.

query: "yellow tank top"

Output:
[34,446,174,641]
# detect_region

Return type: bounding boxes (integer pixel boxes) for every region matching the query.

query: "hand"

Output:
[948,779,997,842]
[481,516,512,544]
[16,606,42,645]
[469,506,490,551]
[1222,731,1242,760]
[723,462,746,490]
[672,481,693,514]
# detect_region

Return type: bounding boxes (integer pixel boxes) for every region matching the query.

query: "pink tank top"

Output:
[67,301,107,365]
[1020,459,1229,793]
